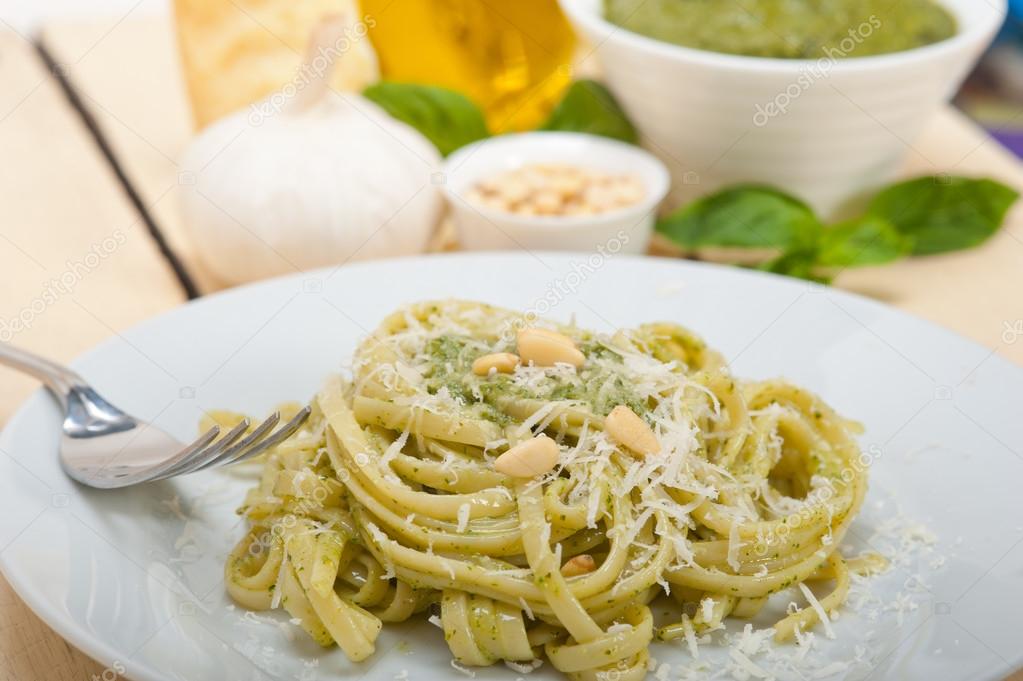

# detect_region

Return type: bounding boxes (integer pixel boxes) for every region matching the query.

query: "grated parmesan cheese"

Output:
[682,615,699,659]
[799,583,836,640]
[729,649,772,679]
[701,597,715,622]
[450,660,476,677]
[270,548,289,610]
[518,597,534,621]
[505,659,543,674]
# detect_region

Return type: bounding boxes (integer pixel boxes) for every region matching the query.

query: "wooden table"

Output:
[1,14,1021,681]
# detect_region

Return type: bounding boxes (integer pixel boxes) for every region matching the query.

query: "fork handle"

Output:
[0,343,88,410]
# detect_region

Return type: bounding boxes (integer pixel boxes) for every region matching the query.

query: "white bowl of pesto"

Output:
[558,0,1006,218]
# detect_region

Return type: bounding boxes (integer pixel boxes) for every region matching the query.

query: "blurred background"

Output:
[955,0,1023,155]
[2,0,1021,150]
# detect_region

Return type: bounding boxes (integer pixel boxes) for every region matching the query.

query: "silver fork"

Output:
[0,343,310,489]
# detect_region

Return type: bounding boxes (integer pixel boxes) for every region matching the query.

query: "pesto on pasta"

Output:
[222,300,882,679]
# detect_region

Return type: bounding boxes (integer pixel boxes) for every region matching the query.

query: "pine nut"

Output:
[472,352,520,376]
[465,163,645,218]
[560,554,596,577]
[517,328,585,368]
[604,405,660,456]
[493,435,560,478]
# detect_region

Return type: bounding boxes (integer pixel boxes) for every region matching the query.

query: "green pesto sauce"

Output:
[421,336,512,425]
[603,0,957,59]
[420,334,647,424]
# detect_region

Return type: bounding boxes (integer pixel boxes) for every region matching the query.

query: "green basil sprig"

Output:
[362,79,637,156]
[540,80,637,144]
[868,177,1018,255]
[657,186,820,251]
[656,177,1016,282]
[363,82,490,157]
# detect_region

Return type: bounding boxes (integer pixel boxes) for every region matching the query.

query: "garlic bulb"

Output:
[178,15,442,286]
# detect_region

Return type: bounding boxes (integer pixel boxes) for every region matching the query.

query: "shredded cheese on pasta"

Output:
[221,300,876,679]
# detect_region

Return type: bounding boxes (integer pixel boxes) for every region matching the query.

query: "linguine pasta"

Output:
[222,300,880,679]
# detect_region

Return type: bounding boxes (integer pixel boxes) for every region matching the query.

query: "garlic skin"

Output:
[179,71,442,285]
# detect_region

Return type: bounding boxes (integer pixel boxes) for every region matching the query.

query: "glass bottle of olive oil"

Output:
[360,0,576,132]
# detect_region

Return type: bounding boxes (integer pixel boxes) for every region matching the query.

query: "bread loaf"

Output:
[173,0,379,128]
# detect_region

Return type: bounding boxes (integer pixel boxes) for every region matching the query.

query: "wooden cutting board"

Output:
[0,11,1021,681]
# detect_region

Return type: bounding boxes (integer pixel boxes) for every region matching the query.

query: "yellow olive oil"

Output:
[361,0,576,131]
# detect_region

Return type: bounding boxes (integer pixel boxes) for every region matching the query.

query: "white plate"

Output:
[1,254,1021,681]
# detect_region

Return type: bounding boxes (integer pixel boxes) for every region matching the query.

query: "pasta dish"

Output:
[223,300,881,679]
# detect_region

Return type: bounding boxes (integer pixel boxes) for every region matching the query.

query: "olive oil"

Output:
[361,0,576,131]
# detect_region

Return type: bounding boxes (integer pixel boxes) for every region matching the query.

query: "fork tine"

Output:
[225,406,311,466]
[183,411,281,474]
[151,418,251,480]
[184,425,222,457]
[131,424,222,483]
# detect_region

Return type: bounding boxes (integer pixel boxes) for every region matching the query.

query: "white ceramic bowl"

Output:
[443,132,670,254]
[559,0,1006,218]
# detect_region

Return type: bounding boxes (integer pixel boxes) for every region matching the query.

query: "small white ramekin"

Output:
[558,0,1006,218]
[442,132,670,254]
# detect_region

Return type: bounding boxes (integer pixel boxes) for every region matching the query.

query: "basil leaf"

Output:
[816,215,911,267]
[758,249,829,283]
[657,186,822,250]
[363,82,490,156]
[868,176,1019,255]
[541,80,638,144]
